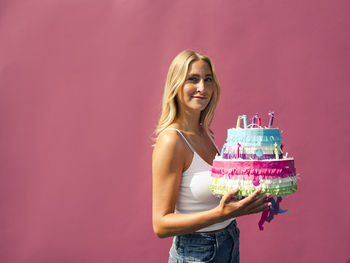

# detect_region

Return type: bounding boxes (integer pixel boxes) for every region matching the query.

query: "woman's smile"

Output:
[191,95,207,99]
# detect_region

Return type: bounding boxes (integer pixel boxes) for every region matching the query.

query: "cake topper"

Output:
[236,115,247,128]
[251,113,259,127]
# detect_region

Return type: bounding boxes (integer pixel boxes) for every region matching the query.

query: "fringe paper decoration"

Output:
[258,197,289,231]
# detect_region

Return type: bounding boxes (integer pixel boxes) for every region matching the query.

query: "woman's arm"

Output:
[152,130,271,238]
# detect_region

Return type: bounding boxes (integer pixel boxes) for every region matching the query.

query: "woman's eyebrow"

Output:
[188,73,213,77]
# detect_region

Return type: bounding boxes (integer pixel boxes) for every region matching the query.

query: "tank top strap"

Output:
[207,134,220,154]
[158,128,195,153]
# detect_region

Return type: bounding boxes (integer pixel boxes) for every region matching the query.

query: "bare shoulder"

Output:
[153,129,186,157]
[152,129,188,176]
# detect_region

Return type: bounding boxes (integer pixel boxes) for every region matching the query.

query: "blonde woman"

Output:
[152,50,271,263]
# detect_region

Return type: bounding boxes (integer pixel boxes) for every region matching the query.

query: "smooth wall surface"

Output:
[1,0,349,262]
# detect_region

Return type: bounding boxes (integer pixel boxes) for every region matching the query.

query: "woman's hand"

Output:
[216,188,271,221]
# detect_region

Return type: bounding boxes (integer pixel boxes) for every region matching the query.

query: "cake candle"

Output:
[236,143,241,159]
[268,111,274,128]
[251,117,255,126]
[258,117,261,127]
[274,142,279,159]
[236,115,241,128]
[241,115,247,128]
[252,113,258,127]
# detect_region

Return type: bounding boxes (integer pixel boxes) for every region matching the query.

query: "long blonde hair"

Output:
[155,50,221,136]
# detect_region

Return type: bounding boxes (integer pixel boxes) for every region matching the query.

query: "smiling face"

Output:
[177,59,215,115]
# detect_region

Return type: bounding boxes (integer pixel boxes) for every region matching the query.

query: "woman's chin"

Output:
[191,100,209,109]
[191,105,209,112]
[182,101,209,113]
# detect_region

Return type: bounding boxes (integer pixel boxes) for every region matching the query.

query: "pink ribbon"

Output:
[258,197,273,231]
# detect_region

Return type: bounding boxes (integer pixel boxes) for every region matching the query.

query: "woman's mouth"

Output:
[192,95,206,99]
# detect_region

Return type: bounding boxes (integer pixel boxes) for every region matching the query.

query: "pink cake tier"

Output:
[210,157,298,197]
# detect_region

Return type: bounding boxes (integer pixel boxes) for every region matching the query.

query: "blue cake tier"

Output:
[226,128,282,146]
[221,128,283,160]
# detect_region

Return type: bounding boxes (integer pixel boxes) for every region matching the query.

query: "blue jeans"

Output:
[168,220,240,263]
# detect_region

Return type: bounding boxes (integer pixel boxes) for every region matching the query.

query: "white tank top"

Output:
[160,128,233,232]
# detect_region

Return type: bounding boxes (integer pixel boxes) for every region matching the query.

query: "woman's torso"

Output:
[161,128,232,232]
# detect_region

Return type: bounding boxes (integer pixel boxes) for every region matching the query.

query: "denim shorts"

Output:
[168,220,240,263]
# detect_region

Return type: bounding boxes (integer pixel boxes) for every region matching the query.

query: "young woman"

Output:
[152,50,271,263]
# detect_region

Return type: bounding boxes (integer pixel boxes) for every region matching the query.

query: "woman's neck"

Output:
[174,109,202,134]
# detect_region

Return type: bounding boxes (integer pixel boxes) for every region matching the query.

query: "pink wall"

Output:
[1,0,349,262]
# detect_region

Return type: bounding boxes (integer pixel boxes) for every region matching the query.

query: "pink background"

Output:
[1,0,349,262]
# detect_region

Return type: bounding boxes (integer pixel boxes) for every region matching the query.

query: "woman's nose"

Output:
[196,79,205,91]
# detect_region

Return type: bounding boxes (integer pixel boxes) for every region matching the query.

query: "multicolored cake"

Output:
[210,113,298,230]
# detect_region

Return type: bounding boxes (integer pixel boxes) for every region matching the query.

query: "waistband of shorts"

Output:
[177,219,237,240]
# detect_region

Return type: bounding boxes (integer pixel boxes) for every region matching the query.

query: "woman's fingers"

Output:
[238,188,262,207]
[247,201,271,214]
[244,193,270,212]
[221,188,273,217]
[221,189,239,204]
[233,189,273,216]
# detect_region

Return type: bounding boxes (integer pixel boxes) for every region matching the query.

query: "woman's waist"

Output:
[197,220,235,234]
[195,218,234,233]
[177,219,237,241]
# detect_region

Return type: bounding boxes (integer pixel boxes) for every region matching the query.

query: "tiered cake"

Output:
[210,113,298,230]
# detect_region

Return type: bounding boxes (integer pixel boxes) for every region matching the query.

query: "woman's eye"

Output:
[205,78,213,82]
[188,77,198,82]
